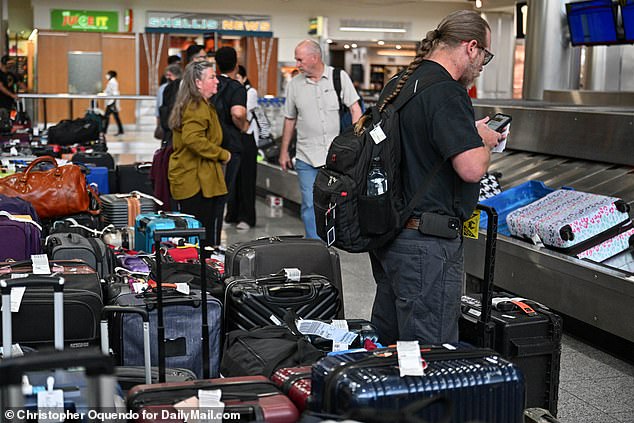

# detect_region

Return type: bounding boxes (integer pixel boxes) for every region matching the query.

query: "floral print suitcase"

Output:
[506,189,630,249]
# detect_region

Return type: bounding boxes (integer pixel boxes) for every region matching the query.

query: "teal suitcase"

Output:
[134,212,202,252]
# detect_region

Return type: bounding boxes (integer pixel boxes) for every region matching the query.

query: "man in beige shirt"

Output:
[280,39,362,239]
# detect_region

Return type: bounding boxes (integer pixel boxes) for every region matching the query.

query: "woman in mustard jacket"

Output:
[168,60,231,246]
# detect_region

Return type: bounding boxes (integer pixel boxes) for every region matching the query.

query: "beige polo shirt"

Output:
[284,66,360,167]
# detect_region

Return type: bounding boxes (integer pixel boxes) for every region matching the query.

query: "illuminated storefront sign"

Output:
[146,12,272,34]
[51,9,119,32]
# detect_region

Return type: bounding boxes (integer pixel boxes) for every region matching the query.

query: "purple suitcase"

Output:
[506,189,630,249]
[0,212,42,261]
[0,193,40,222]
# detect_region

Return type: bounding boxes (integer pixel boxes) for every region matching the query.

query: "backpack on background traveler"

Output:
[313,70,447,253]
[210,76,242,152]
[332,67,365,133]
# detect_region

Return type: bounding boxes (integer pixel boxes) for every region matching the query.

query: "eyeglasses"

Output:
[477,45,494,66]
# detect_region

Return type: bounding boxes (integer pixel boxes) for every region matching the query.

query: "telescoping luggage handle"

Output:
[1,276,65,358]
[153,228,208,383]
[475,204,498,349]
[100,305,151,385]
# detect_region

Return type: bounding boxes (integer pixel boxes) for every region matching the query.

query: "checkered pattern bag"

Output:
[479,172,502,201]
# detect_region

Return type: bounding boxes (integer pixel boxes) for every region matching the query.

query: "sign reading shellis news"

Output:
[51,9,119,32]
[146,12,272,34]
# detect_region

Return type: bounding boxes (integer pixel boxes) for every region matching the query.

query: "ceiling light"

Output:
[351,43,358,48]
[377,49,416,57]
[344,44,350,49]
[339,27,406,33]
[377,40,385,45]
[326,39,333,44]
[395,44,402,50]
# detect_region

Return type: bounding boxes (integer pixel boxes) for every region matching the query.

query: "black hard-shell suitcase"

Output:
[459,205,562,416]
[310,345,526,423]
[223,273,341,332]
[0,260,102,348]
[225,236,344,317]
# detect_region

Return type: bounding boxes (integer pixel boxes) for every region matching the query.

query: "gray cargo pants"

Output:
[369,228,464,345]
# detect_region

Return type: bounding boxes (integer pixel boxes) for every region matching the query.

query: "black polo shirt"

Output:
[211,75,247,153]
[395,60,484,221]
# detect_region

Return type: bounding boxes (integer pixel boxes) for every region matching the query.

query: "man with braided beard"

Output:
[368,10,505,345]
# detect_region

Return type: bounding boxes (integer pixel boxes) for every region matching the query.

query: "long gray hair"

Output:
[169,60,214,129]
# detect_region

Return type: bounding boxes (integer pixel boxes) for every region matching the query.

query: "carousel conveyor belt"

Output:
[256,151,634,343]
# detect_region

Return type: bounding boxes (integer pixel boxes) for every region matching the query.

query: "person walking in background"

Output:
[103,70,124,136]
[368,10,504,345]
[211,47,248,244]
[185,44,207,66]
[155,63,183,140]
[168,60,231,245]
[225,65,258,230]
[280,39,362,239]
[0,55,17,114]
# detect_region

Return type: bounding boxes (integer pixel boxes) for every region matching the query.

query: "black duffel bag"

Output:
[48,118,100,146]
[220,324,324,378]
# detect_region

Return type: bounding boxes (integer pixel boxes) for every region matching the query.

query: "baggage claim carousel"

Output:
[255,100,634,347]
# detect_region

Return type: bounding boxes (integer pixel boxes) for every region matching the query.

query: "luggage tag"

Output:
[397,340,426,377]
[369,124,387,144]
[199,389,224,423]
[325,203,337,247]
[31,254,51,274]
[37,377,64,423]
[331,320,351,352]
[462,210,480,239]
[297,319,358,345]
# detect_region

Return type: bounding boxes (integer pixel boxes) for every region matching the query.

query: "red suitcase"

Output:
[270,366,312,412]
[127,375,299,423]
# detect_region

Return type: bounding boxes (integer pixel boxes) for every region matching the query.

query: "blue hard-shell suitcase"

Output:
[134,212,202,252]
[310,346,526,423]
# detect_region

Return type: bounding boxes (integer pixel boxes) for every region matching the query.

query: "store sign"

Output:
[308,17,324,36]
[146,12,271,33]
[51,9,119,32]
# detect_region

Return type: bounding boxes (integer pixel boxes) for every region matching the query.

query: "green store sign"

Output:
[51,9,119,32]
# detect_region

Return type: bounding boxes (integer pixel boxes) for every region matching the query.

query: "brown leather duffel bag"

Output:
[0,156,98,219]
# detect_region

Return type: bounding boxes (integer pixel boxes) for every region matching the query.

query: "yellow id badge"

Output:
[462,210,481,239]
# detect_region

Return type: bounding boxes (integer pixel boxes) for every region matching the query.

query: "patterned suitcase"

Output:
[134,212,202,253]
[225,236,344,317]
[310,346,526,423]
[223,273,341,332]
[574,221,634,262]
[270,366,312,412]
[506,189,631,249]
[127,376,299,423]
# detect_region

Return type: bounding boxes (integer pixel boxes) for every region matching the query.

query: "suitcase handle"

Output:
[475,204,498,349]
[264,284,316,303]
[154,228,206,241]
[0,349,115,387]
[1,276,65,358]
[100,305,151,385]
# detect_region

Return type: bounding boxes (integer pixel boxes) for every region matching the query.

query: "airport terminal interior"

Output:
[1,0,634,421]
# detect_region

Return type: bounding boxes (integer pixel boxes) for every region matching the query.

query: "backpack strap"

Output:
[332,67,344,113]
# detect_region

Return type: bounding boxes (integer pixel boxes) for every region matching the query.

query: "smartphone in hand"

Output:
[486,113,512,133]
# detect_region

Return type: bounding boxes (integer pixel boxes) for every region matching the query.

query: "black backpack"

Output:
[210,76,243,152]
[158,78,180,133]
[332,67,365,133]
[313,70,447,253]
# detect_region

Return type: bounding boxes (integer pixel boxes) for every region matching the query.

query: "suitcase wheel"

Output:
[559,225,574,242]
[615,200,630,214]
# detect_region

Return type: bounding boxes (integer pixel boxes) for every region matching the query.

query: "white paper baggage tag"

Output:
[283,268,301,282]
[397,341,425,377]
[270,314,283,325]
[175,283,190,295]
[370,125,387,144]
[198,389,224,423]
[297,320,358,344]
[331,320,351,351]
[37,377,64,423]
[31,254,51,275]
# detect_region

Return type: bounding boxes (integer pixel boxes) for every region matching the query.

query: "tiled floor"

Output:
[109,127,634,423]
